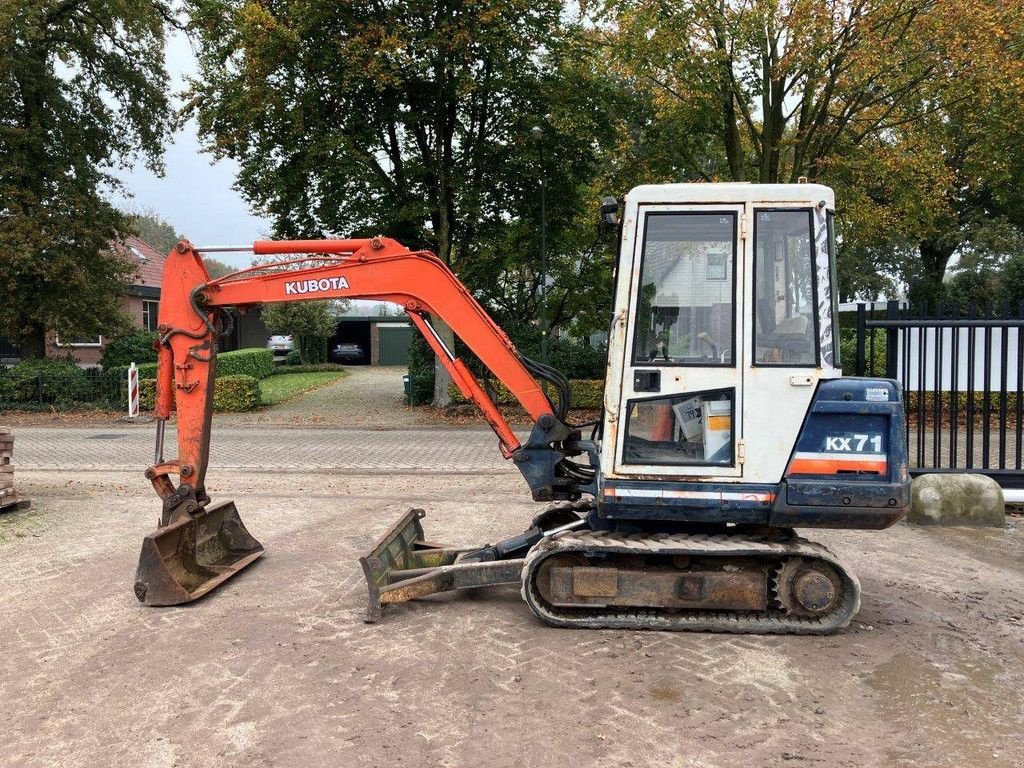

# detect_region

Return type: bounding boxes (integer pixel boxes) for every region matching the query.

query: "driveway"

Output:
[222,365,441,429]
[1,424,1023,767]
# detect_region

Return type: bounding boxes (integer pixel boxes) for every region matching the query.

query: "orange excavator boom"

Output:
[135,236,595,606]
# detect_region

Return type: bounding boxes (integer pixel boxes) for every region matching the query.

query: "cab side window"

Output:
[753,210,818,366]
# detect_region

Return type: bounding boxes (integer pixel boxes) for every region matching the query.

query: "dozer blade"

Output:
[134,500,264,606]
[359,509,523,622]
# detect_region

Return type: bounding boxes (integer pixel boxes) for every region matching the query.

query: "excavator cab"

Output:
[133,183,908,634]
[599,184,906,532]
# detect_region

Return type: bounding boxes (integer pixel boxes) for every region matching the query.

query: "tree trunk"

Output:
[912,238,957,308]
[19,323,46,359]
[431,317,455,407]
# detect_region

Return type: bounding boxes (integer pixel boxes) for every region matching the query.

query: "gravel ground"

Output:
[1,468,1022,768]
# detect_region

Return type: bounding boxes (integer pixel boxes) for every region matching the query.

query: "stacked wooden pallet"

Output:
[0,427,29,512]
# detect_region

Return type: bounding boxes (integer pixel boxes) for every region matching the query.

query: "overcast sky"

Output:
[108,30,272,269]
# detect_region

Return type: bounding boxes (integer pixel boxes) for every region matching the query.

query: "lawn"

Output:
[259,371,348,406]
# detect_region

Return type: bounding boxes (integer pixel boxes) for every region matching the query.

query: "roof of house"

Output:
[114,236,166,291]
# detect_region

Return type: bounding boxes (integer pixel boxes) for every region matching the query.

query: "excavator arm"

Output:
[150,236,593,512]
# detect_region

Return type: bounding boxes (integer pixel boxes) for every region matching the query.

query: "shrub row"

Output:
[448,379,604,409]
[269,363,349,375]
[0,358,121,406]
[140,374,261,412]
[109,347,274,381]
[904,390,1021,413]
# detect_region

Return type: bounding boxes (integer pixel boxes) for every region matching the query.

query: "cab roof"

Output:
[626,182,834,207]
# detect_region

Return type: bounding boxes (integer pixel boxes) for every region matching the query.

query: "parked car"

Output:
[266,335,294,359]
[329,342,365,364]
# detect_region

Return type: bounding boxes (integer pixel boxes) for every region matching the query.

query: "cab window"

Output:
[753,210,818,366]
[632,212,736,366]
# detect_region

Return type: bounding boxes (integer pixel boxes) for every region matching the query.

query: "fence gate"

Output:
[855,300,1024,488]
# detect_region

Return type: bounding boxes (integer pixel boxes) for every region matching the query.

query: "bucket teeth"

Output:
[134,500,264,606]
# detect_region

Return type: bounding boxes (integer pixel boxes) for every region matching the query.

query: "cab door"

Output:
[743,207,830,482]
[613,205,746,479]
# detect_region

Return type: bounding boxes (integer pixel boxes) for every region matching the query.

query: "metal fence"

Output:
[0,370,125,409]
[855,300,1024,488]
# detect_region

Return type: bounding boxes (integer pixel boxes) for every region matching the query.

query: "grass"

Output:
[258,370,347,406]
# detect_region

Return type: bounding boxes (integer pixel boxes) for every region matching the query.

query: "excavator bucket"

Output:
[133,500,264,606]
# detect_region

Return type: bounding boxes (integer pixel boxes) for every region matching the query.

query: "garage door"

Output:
[378,325,414,365]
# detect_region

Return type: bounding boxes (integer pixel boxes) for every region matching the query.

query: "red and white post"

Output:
[127,362,140,418]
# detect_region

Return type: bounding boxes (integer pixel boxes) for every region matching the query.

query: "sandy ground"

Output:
[1,468,1022,768]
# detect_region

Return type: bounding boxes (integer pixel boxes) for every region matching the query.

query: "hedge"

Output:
[448,379,604,409]
[140,374,261,412]
[269,363,349,375]
[109,347,274,381]
[0,358,121,406]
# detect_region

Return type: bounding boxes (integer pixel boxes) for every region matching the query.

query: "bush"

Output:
[269,363,348,375]
[448,378,604,410]
[406,334,436,405]
[100,330,158,370]
[0,357,100,405]
[297,335,328,364]
[285,349,302,365]
[547,338,607,379]
[140,374,261,412]
[213,375,261,411]
[107,346,274,382]
[838,327,887,377]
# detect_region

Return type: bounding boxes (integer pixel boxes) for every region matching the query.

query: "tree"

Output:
[597,0,1024,301]
[0,2,175,357]
[261,301,339,364]
[128,209,183,255]
[185,0,616,402]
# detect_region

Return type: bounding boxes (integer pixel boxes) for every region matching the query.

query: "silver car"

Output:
[266,335,294,358]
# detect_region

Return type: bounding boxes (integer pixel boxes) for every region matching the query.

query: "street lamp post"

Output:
[531,124,548,365]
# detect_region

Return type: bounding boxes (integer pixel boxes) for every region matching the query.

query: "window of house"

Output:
[55,335,102,347]
[142,300,159,333]
[753,210,817,366]
[632,213,736,366]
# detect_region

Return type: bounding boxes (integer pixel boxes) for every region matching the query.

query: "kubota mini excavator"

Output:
[135,183,909,634]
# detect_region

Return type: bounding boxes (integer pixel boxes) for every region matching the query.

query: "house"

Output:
[0,236,166,368]
[226,308,413,365]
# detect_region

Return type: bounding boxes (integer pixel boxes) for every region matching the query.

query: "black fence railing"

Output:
[0,370,125,409]
[855,300,1024,488]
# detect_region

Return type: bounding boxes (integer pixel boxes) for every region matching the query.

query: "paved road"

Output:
[1,470,1022,768]
[12,424,512,473]
[3,368,1024,767]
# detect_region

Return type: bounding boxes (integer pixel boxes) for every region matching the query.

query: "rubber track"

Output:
[521,530,861,635]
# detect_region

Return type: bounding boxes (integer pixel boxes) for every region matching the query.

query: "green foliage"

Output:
[598,0,1024,303]
[0,358,120,407]
[213,375,261,411]
[284,349,303,366]
[127,210,182,255]
[186,0,620,361]
[297,335,328,364]
[0,1,173,356]
[109,347,275,382]
[140,374,261,412]
[261,302,336,364]
[216,348,275,380]
[101,331,159,370]
[203,257,235,279]
[406,334,436,406]
[449,379,604,409]
[837,328,887,377]
[270,363,348,375]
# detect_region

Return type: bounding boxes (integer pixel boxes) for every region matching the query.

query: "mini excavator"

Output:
[134,183,909,634]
